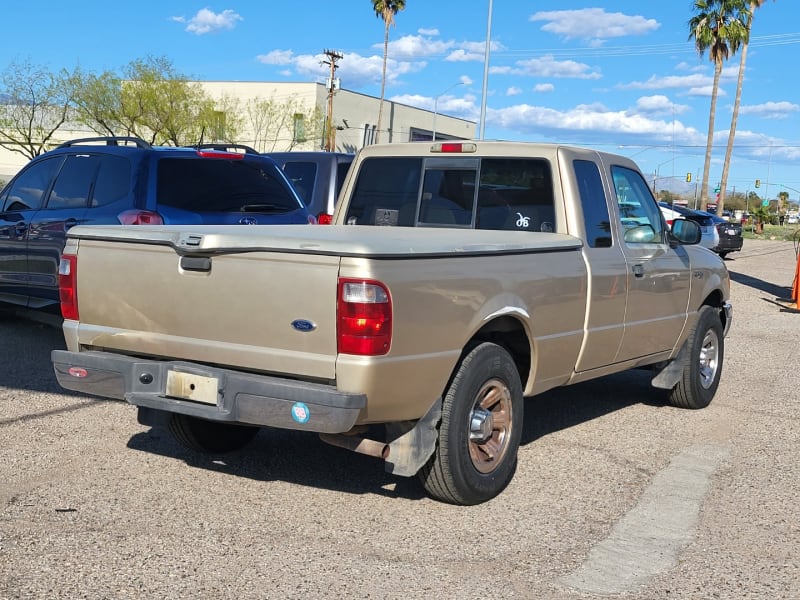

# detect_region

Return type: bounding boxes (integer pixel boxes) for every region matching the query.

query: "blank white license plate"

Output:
[727,229,736,235]
[165,370,219,405]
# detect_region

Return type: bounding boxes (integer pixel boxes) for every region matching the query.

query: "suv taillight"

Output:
[337,279,392,355]
[317,213,333,225]
[58,254,78,321]
[118,210,164,225]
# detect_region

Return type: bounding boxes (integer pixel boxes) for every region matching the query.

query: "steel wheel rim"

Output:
[468,378,513,474]
[698,329,720,389]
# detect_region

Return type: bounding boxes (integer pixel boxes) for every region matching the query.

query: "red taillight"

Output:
[337,278,392,356]
[58,254,78,321]
[317,213,333,225]
[118,209,164,225]
[666,219,674,227]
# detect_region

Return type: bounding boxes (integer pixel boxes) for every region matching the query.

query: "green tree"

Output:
[372,0,406,144]
[718,0,773,216]
[689,0,750,211]
[71,56,220,146]
[0,59,77,159]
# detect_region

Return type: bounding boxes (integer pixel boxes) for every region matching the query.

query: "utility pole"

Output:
[322,49,343,152]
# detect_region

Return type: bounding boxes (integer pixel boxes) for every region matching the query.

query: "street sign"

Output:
[762,199,770,207]
[714,186,721,193]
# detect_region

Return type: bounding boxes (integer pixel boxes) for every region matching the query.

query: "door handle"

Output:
[14,221,27,237]
[632,264,644,278]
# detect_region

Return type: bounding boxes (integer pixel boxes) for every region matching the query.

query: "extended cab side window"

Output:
[611,165,665,244]
[476,158,556,232]
[573,159,612,248]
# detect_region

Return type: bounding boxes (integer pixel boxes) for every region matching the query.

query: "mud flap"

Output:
[650,341,688,390]
[384,398,442,477]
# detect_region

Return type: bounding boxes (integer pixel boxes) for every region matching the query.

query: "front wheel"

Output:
[667,305,724,409]
[168,414,260,453]
[419,342,524,505]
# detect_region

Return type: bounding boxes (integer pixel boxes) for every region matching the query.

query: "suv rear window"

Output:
[156,158,299,213]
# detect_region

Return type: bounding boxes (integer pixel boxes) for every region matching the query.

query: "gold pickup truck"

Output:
[51,141,732,505]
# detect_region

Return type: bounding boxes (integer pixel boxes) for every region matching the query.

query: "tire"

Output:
[667,305,724,410]
[419,342,524,505]
[718,251,729,259]
[168,414,259,453]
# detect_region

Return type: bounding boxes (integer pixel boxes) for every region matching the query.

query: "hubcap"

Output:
[698,329,720,389]
[468,378,513,474]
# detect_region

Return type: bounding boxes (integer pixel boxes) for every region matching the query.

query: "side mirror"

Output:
[670,218,702,245]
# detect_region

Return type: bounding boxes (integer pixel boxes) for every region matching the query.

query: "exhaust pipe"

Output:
[319,432,390,460]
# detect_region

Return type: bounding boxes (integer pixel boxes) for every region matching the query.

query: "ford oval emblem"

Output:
[291,319,316,332]
[239,217,258,225]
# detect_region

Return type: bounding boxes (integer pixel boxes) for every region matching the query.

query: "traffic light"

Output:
[686,173,692,182]
[755,179,761,188]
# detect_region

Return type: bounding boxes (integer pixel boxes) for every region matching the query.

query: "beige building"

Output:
[0,81,476,182]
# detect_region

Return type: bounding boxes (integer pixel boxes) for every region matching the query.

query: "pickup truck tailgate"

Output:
[67,229,340,381]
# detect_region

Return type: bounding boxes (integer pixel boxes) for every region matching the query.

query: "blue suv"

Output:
[0,137,313,311]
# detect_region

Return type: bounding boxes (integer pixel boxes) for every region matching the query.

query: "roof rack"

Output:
[56,136,152,149]
[192,143,260,155]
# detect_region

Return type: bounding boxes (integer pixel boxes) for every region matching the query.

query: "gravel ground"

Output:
[1,239,798,599]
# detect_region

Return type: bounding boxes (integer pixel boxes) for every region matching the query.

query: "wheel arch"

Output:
[461,315,532,390]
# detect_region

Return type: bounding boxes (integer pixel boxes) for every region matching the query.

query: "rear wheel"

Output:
[168,414,259,453]
[419,343,523,505]
[717,251,729,259]
[667,306,724,409]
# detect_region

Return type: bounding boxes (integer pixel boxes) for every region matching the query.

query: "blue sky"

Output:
[4,1,799,203]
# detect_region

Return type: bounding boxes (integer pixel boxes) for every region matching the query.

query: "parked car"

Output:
[658,202,719,252]
[0,136,313,311]
[692,210,744,259]
[266,151,355,224]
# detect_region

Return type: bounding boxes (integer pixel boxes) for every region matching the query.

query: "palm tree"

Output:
[372,0,406,144]
[688,0,750,212]
[717,0,774,215]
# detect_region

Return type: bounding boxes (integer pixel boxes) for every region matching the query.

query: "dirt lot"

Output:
[1,239,798,599]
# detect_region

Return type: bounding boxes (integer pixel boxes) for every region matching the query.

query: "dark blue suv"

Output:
[0,137,313,311]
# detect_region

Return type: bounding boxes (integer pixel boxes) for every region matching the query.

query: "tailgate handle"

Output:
[180,256,211,272]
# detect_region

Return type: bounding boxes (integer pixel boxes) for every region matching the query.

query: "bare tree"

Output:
[0,59,76,159]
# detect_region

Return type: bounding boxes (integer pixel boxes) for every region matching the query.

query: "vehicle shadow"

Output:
[0,311,73,395]
[126,368,664,502]
[727,270,792,299]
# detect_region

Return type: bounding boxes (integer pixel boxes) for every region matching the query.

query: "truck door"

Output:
[569,159,629,372]
[610,165,691,362]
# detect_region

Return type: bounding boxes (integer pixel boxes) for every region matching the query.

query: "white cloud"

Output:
[633,95,690,116]
[487,102,704,147]
[513,55,601,80]
[384,34,455,59]
[738,101,799,119]
[446,41,505,62]
[506,87,523,96]
[534,83,555,93]
[257,50,294,66]
[687,85,725,98]
[417,27,439,36]
[174,8,242,35]
[530,9,659,45]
